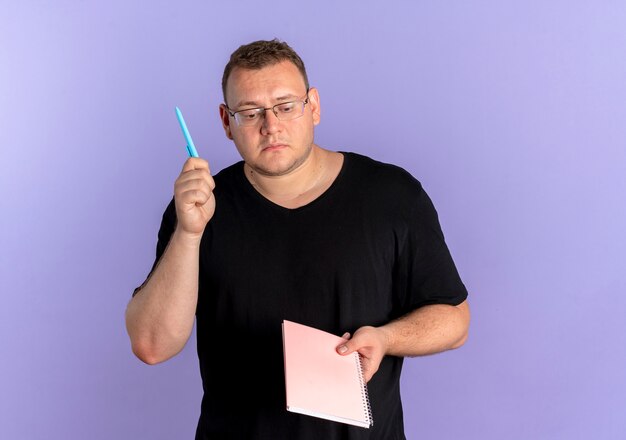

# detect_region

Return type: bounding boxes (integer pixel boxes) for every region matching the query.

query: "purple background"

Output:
[2,1,625,439]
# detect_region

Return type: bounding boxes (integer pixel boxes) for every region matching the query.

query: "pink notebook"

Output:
[282,320,373,428]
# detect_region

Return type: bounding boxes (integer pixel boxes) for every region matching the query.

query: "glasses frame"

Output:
[226,91,310,127]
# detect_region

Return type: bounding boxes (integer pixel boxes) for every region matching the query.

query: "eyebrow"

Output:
[234,94,300,109]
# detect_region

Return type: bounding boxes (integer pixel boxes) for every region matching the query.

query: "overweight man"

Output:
[126,39,470,440]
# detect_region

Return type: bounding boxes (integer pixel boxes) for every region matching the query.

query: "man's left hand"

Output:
[336,326,389,382]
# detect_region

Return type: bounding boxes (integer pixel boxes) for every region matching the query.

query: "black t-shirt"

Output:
[145,152,468,439]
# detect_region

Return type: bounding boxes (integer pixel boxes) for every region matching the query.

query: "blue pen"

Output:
[175,106,199,158]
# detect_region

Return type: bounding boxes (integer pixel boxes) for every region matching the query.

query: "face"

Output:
[219,61,321,177]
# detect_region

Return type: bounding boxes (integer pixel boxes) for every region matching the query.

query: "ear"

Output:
[219,104,234,140]
[307,87,321,126]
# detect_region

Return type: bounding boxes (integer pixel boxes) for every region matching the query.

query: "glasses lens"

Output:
[274,101,303,120]
[233,98,307,126]
[235,109,262,126]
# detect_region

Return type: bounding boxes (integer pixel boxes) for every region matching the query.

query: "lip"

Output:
[262,143,288,151]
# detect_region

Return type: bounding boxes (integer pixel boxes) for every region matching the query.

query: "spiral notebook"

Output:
[281,320,373,428]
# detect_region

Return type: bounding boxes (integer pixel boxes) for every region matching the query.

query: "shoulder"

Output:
[211,161,246,198]
[337,152,442,239]
[341,152,424,198]
[213,160,244,184]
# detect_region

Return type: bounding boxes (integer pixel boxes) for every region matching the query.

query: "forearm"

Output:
[125,228,201,364]
[379,300,470,357]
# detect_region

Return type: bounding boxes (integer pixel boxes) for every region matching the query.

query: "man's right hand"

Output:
[174,157,216,239]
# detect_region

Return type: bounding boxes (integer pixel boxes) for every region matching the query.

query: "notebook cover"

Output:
[282,320,373,428]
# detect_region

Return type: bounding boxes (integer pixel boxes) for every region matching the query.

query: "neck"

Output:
[244,146,342,208]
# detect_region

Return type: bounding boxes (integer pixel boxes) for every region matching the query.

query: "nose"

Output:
[261,108,281,135]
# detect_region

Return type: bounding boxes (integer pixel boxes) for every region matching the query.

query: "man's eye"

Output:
[277,103,295,113]
[239,110,259,119]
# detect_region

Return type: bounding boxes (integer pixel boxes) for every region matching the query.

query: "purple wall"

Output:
[2,2,625,439]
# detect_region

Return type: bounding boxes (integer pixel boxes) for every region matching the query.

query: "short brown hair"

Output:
[221,39,309,105]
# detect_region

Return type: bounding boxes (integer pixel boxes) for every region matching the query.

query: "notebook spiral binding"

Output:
[355,354,374,427]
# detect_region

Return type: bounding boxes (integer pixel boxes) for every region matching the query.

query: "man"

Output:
[126,39,470,439]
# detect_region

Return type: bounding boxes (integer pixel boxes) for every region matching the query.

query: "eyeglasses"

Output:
[226,93,309,127]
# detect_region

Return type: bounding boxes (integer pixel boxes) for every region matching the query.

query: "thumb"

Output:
[336,334,358,356]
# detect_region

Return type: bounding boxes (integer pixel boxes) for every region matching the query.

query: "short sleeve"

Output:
[132,198,177,296]
[394,184,468,313]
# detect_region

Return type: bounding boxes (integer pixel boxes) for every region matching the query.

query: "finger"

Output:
[336,332,352,354]
[176,170,216,192]
[178,176,213,196]
[181,157,211,174]
[179,187,211,207]
[177,182,211,200]
[176,174,214,191]
[361,357,381,383]
[336,338,357,355]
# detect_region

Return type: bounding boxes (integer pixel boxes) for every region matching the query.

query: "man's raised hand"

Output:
[173,157,216,240]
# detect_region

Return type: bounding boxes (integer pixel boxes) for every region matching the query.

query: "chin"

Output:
[253,161,298,177]
[253,147,312,176]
